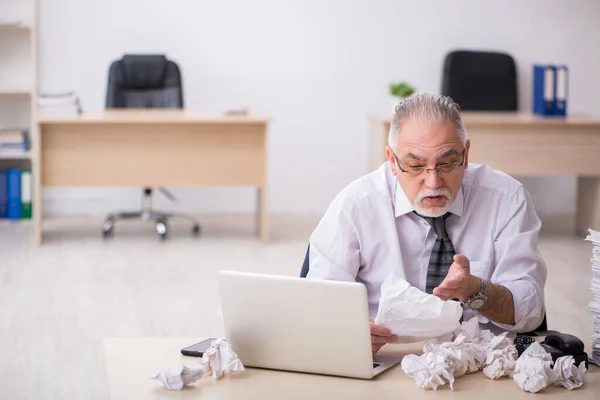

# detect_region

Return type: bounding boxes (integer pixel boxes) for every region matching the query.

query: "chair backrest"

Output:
[300,244,310,278]
[105,54,183,109]
[441,50,517,111]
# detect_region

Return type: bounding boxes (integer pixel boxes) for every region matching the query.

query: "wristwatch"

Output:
[464,278,488,310]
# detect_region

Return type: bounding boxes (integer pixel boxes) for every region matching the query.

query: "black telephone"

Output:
[515,331,589,368]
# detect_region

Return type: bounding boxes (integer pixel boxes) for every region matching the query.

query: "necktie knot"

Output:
[415,212,451,239]
[425,214,450,239]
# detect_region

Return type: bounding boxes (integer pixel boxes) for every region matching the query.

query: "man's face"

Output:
[386,119,469,217]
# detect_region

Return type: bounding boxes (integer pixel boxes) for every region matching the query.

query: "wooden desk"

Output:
[103,337,598,399]
[34,110,270,245]
[368,111,600,236]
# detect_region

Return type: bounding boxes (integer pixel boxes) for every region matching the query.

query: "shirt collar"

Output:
[393,182,464,218]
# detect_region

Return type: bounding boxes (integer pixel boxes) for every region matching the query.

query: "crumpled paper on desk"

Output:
[151,338,245,391]
[553,355,587,390]
[151,365,205,391]
[482,332,518,379]
[512,341,558,393]
[401,317,518,390]
[374,273,463,340]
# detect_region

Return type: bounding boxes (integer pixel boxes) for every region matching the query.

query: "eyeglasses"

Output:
[391,150,465,177]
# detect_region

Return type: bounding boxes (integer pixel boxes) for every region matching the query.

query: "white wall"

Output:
[39,0,600,217]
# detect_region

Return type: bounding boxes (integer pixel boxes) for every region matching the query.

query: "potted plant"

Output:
[389,82,416,111]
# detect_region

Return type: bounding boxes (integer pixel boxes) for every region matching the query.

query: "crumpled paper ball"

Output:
[401,317,518,390]
[482,332,518,379]
[201,338,246,379]
[151,338,245,391]
[151,365,205,391]
[512,341,558,393]
[553,355,587,390]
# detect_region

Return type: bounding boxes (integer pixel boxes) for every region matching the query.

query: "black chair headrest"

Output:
[121,54,168,89]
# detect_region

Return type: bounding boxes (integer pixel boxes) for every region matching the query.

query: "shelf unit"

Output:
[0,0,38,218]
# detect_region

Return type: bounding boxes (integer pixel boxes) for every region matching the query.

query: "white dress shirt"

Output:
[307,162,547,334]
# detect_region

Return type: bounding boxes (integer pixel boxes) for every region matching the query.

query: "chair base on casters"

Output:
[102,189,200,240]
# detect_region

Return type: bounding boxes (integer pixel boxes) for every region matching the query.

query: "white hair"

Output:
[388,92,467,149]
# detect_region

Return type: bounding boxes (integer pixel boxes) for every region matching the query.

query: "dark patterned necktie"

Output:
[419,213,456,294]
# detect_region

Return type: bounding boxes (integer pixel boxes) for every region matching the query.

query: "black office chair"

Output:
[102,54,200,240]
[441,50,518,111]
[299,243,548,332]
[300,244,311,278]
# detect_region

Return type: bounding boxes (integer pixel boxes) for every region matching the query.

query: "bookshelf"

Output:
[0,0,38,220]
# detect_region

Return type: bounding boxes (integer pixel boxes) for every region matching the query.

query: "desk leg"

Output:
[256,186,270,243]
[576,177,600,237]
[33,124,43,246]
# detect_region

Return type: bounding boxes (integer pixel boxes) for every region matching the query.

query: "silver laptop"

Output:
[218,270,402,379]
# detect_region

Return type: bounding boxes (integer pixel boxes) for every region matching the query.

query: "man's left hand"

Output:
[432,254,481,302]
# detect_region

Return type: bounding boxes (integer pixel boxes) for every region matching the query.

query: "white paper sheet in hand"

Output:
[374,273,463,340]
[151,338,245,391]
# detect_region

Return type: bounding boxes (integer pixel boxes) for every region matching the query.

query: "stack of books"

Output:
[585,228,600,366]
[0,128,30,155]
[38,91,82,115]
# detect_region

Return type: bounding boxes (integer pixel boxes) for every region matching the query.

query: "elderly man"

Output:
[307,92,547,354]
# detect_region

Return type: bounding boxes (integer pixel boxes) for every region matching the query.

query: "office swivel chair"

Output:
[441,50,518,111]
[102,54,200,240]
[299,243,548,333]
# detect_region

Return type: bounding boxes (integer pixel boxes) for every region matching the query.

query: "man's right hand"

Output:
[369,318,398,354]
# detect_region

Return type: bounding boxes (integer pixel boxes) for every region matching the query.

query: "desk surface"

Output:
[103,337,599,400]
[36,110,270,124]
[368,111,600,127]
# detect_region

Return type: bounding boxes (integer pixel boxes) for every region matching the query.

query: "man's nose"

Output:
[423,169,443,189]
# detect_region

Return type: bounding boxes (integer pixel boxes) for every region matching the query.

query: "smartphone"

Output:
[181,338,217,357]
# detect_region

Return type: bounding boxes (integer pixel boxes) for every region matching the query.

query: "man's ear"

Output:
[385,146,398,176]
[463,140,471,169]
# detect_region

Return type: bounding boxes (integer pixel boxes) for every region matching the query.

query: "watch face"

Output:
[470,298,485,309]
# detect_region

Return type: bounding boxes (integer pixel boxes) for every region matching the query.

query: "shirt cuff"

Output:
[488,280,545,333]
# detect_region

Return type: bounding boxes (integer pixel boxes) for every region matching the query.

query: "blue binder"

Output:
[7,169,21,220]
[0,170,7,218]
[554,65,568,117]
[533,65,556,116]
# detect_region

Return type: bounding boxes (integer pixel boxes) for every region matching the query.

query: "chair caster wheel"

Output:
[102,219,114,238]
[192,224,200,235]
[156,220,168,240]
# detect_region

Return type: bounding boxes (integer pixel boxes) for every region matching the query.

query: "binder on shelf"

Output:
[20,169,32,219]
[533,64,556,116]
[554,65,568,117]
[7,169,21,220]
[0,170,7,218]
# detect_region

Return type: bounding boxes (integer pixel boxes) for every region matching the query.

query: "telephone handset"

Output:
[515,330,589,369]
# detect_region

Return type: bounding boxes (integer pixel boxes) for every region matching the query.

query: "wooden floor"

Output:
[0,214,595,399]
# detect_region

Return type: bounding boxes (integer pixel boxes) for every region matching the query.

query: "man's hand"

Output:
[433,254,516,325]
[369,318,398,354]
[432,254,481,302]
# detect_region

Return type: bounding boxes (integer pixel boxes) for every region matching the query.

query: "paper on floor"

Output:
[374,273,463,341]
[151,338,245,391]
